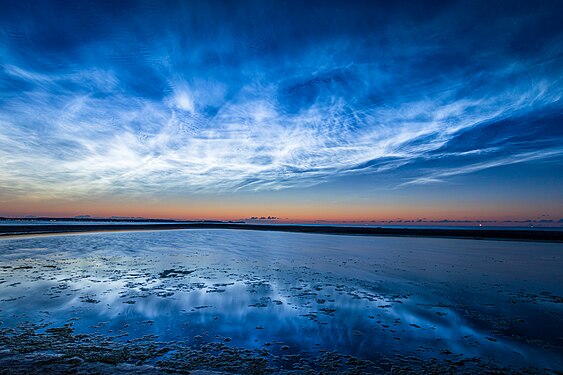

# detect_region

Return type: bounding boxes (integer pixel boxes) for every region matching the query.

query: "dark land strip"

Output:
[0,223,562,242]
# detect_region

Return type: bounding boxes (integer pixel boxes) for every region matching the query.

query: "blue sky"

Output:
[0,0,562,221]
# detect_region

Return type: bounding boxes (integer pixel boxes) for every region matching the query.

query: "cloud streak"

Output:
[0,1,561,201]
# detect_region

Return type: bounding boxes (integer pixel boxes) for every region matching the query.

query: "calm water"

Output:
[0,229,561,373]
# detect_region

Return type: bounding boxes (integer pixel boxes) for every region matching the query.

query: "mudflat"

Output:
[0,229,561,373]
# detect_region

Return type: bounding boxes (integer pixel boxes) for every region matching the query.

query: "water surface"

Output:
[0,230,561,373]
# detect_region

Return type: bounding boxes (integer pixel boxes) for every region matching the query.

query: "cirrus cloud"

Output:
[0,0,561,201]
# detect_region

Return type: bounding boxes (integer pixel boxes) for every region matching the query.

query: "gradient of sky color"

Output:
[0,0,562,222]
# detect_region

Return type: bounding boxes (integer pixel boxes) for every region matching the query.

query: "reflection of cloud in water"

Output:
[0,230,562,371]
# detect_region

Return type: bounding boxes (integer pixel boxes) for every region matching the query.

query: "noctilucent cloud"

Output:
[0,0,562,221]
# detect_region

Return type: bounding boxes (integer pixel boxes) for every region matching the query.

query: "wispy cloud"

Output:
[0,1,561,201]
[398,149,563,188]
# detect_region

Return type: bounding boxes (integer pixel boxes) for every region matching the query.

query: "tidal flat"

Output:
[0,229,561,373]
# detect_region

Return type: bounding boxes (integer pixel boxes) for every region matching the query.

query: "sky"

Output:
[0,0,562,223]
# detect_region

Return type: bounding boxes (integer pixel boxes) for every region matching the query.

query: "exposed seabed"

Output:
[0,229,561,373]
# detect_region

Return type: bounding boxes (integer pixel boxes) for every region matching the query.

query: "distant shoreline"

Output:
[1,223,562,243]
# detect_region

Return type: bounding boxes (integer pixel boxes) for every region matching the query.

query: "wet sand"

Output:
[1,222,562,242]
[0,229,561,373]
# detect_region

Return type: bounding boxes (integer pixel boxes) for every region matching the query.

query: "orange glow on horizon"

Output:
[0,196,559,224]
